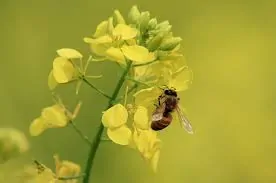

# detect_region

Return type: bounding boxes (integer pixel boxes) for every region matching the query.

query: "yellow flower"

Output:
[101,104,132,145]
[51,56,76,84]
[29,99,81,136]
[54,154,81,183]
[133,87,161,107]
[133,106,150,130]
[21,155,81,183]
[132,128,161,172]
[21,161,56,183]
[133,66,193,107]
[0,128,29,163]
[48,48,102,93]
[84,22,156,64]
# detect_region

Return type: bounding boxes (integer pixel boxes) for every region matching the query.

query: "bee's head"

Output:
[164,88,177,97]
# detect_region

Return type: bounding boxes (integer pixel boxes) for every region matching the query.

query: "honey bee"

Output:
[151,87,194,134]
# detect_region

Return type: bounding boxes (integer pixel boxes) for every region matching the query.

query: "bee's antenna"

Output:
[159,85,169,90]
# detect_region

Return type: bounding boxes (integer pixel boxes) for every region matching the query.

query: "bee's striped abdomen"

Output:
[151,112,172,131]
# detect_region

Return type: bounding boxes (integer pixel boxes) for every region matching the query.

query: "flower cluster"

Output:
[96,6,193,172]
[19,5,193,183]
[21,155,81,183]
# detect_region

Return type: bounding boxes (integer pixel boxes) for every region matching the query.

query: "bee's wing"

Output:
[175,105,194,134]
[151,102,166,122]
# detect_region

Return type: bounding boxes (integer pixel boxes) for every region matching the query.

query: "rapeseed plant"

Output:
[0,5,193,183]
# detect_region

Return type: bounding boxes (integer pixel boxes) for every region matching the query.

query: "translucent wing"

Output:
[175,105,194,134]
[151,102,166,122]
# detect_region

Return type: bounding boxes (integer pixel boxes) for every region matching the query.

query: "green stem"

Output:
[69,121,92,145]
[111,83,138,105]
[82,61,132,183]
[133,59,158,67]
[125,77,151,87]
[58,174,85,180]
[82,77,112,99]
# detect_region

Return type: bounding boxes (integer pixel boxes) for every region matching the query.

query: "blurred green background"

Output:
[0,0,276,182]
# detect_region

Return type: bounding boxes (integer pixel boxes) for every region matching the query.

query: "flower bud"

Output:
[113,9,126,25]
[147,32,166,51]
[156,20,172,33]
[159,37,182,51]
[128,5,141,24]
[107,17,114,35]
[148,18,157,30]
[139,11,150,33]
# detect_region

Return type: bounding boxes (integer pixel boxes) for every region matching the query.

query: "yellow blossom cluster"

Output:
[26,4,193,180]
[21,155,81,183]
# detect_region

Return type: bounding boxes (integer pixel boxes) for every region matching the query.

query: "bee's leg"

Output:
[158,94,165,105]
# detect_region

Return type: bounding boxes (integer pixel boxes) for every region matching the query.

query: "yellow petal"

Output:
[101,104,128,128]
[133,87,161,107]
[29,117,47,136]
[150,149,160,173]
[107,125,132,145]
[112,24,137,40]
[133,129,158,154]
[134,106,149,130]
[41,105,68,128]
[105,47,126,64]
[93,21,108,38]
[169,66,193,91]
[57,48,83,59]
[48,70,58,90]
[84,35,113,44]
[52,57,75,83]
[121,45,155,63]
[84,36,113,57]
[55,158,81,179]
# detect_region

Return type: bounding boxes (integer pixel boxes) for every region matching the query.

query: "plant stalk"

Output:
[82,61,132,183]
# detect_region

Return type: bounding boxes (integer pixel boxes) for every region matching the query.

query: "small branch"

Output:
[133,59,158,67]
[111,83,138,104]
[69,121,92,145]
[82,60,133,183]
[81,77,112,99]
[125,77,151,87]
[58,174,86,180]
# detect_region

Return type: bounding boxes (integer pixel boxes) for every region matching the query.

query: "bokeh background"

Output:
[1,0,276,182]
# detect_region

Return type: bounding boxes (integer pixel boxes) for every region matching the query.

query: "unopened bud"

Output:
[147,32,166,51]
[128,5,141,24]
[114,10,126,25]
[139,11,150,33]
[159,37,182,51]
[156,20,172,32]
[107,17,114,35]
[148,18,157,30]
